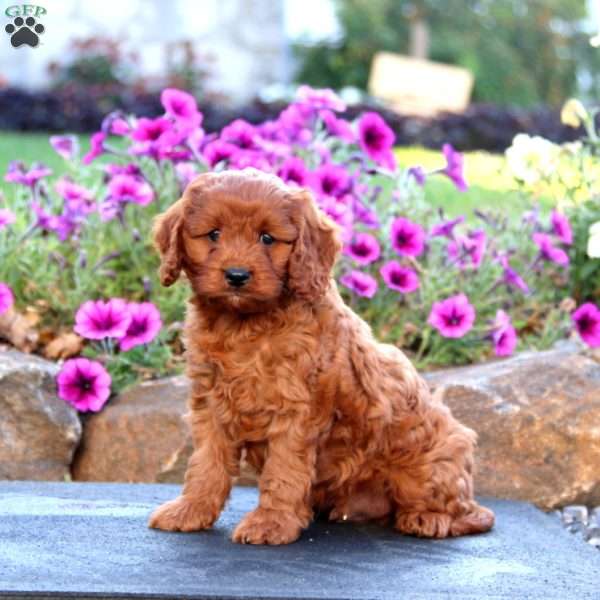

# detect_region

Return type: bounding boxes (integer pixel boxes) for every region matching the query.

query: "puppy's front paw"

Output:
[148,496,218,532]
[232,507,302,545]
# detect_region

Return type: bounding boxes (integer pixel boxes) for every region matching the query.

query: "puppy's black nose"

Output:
[224,268,251,288]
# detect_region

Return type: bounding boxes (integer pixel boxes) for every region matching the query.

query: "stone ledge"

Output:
[0,482,598,599]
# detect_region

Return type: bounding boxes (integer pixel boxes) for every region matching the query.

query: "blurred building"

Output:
[0,0,301,104]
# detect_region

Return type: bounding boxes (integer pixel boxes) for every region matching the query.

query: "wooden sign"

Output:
[368,52,474,117]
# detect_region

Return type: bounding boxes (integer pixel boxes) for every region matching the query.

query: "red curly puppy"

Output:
[149,168,494,544]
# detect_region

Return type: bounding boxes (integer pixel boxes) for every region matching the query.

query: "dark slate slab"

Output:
[0,482,596,600]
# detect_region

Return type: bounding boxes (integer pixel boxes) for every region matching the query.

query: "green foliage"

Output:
[294,0,592,106]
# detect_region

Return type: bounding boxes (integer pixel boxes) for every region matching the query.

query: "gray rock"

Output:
[0,348,81,480]
[562,505,588,525]
[427,345,600,510]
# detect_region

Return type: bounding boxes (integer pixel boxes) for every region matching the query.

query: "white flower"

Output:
[505,134,559,185]
[587,221,600,258]
[561,99,588,129]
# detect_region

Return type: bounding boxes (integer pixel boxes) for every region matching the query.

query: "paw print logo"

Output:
[5,16,45,48]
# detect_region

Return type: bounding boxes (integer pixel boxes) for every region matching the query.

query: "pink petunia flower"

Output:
[447,230,487,270]
[82,132,107,165]
[5,161,52,187]
[0,282,14,314]
[310,163,351,199]
[175,162,199,189]
[119,302,162,351]
[441,144,467,191]
[358,112,396,170]
[319,110,355,142]
[390,217,425,257]
[533,233,569,266]
[344,232,381,265]
[221,119,259,149]
[74,298,132,340]
[340,270,378,298]
[110,118,131,136]
[572,303,600,348]
[551,210,573,245]
[296,85,346,112]
[50,135,79,160]
[408,166,426,186]
[0,208,16,230]
[428,293,476,338]
[278,156,310,187]
[202,140,239,168]
[498,255,530,293]
[161,88,202,129]
[490,310,518,356]
[107,174,154,206]
[430,215,465,238]
[380,261,420,294]
[57,358,111,412]
[55,178,96,214]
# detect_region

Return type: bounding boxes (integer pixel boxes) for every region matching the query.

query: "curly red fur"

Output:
[148,169,494,544]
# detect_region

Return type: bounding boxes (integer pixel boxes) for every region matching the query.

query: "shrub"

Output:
[0,86,594,410]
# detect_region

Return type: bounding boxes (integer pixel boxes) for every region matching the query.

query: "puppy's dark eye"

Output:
[260,233,274,245]
[208,229,220,242]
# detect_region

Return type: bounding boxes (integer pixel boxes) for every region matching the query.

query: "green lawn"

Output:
[0,132,532,217]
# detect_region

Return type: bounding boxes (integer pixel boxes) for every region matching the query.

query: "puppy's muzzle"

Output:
[224,267,251,288]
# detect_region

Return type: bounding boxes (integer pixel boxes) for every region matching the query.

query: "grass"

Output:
[395,146,543,218]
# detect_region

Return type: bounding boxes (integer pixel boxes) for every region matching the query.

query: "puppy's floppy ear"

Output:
[153,198,184,287]
[288,189,342,301]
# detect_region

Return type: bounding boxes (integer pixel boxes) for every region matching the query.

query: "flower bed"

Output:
[0,86,597,412]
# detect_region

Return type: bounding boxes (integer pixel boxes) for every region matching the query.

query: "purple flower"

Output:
[498,255,529,293]
[108,175,154,206]
[319,197,354,243]
[119,302,162,351]
[0,282,14,314]
[161,88,202,129]
[533,233,569,266]
[104,163,141,179]
[278,156,309,187]
[344,233,381,265]
[447,230,487,270]
[202,140,239,168]
[5,161,52,187]
[0,208,16,230]
[31,201,59,232]
[430,215,465,238]
[74,298,132,340]
[296,85,346,112]
[572,303,600,348]
[56,358,111,412]
[490,310,518,357]
[82,132,107,165]
[428,293,476,338]
[50,135,79,160]
[55,178,95,214]
[340,270,378,298]
[175,162,199,188]
[390,217,425,257]
[111,118,130,136]
[380,261,420,294]
[551,210,573,245]
[408,166,426,186]
[441,144,467,191]
[358,112,396,170]
[221,119,258,149]
[319,110,355,142]
[310,163,351,199]
[130,117,183,158]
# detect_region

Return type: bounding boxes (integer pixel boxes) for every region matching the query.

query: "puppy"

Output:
[149,169,494,544]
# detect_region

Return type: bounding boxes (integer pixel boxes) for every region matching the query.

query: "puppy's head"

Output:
[153,168,341,313]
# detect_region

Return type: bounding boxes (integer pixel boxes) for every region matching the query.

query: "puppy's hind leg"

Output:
[389,416,494,538]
